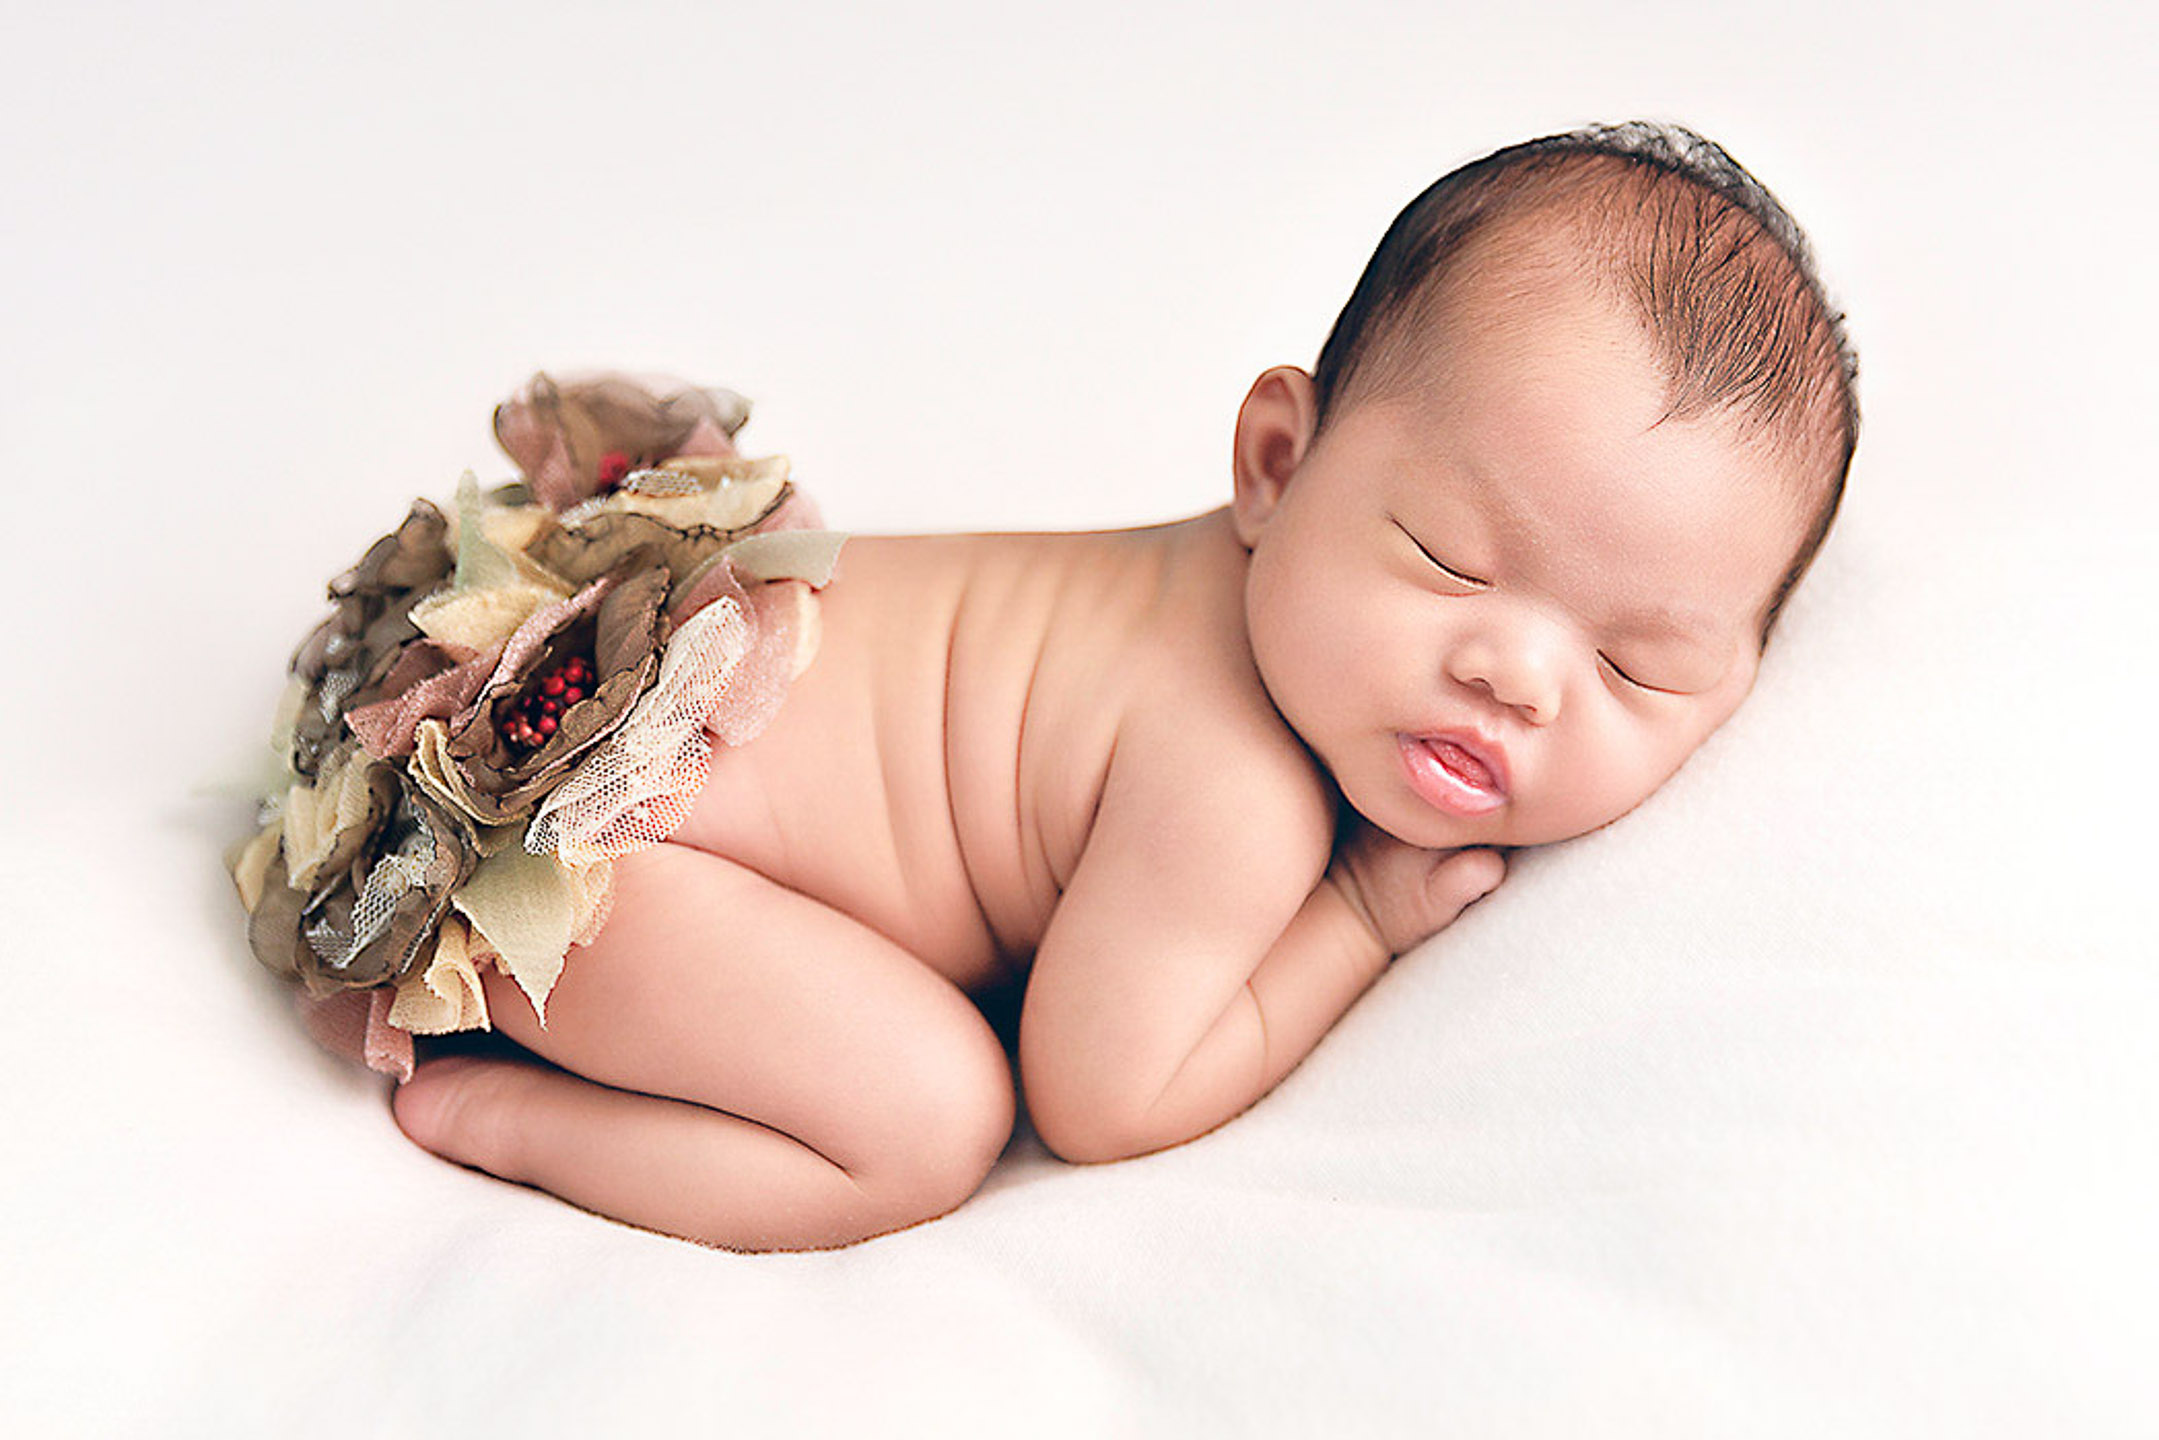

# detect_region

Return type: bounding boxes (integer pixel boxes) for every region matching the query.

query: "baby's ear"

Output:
[1230,367,1318,546]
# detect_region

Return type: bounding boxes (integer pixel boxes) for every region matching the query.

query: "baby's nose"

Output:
[1445,636,1562,724]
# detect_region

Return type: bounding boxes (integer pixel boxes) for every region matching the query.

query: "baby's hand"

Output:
[1325,814,1508,958]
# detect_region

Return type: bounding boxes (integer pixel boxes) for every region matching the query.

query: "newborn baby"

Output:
[278,122,1858,1251]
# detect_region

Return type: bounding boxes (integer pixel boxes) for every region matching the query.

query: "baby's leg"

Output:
[392,843,1015,1251]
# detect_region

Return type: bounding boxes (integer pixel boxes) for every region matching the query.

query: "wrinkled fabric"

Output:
[247,770,477,993]
[493,370,750,512]
[408,564,669,829]
[230,372,842,1076]
[288,501,453,779]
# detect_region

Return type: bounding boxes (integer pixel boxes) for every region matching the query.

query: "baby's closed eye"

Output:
[1597,651,1662,691]
[1390,517,1488,589]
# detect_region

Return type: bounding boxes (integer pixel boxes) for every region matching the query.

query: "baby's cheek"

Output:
[1608,722,1713,819]
[1532,727,1666,843]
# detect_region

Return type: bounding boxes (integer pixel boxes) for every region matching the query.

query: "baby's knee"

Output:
[866,1017,1016,1221]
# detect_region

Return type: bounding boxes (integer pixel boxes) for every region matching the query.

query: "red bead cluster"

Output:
[597,450,633,489]
[500,652,593,753]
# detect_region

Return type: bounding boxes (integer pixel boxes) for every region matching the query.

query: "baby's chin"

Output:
[1337,781,1507,851]
[1339,780,1640,853]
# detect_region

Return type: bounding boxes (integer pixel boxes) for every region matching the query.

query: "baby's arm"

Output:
[1019,706,1504,1163]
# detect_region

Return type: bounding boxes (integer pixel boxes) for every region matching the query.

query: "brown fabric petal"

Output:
[292,501,452,681]
[333,498,455,598]
[287,501,453,778]
[246,846,308,982]
[527,511,737,594]
[530,482,797,615]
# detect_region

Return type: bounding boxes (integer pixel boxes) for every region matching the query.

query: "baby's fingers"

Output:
[1333,837,1508,956]
[1420,847,1507,934]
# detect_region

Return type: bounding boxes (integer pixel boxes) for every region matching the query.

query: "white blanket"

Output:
[4,2,2151,1435]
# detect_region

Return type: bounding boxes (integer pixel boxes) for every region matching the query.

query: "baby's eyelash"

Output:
[1391,518,1487,587]
[1599,652,1667,693]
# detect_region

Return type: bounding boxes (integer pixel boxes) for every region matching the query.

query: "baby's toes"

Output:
[393,1054,537,1179]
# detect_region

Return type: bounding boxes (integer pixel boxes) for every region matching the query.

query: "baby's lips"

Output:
[1419,728,1510,799]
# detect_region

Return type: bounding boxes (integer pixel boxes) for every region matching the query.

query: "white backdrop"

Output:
[3,2,2152,1435]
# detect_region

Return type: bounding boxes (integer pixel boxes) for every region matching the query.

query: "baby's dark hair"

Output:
[1313,122,1859,645]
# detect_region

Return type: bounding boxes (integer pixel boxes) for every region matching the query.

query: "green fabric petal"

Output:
[723,529,846,586]
[453,470,522,594]
[452,844,576,1022]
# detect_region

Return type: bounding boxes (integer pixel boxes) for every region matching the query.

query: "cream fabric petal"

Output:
[283,752,384,891]
[409,719,496,827]
[445,470,573,593]
[410,582,564,652]
[481,503,549,556]
[451,470,519,592]
[269,676,307,778]
[230,819,284,913]
[604,464,790,533]
[723,529,846,586]
[452,844,576,1023]
[649,451,787,490]
[388,913,494,1035]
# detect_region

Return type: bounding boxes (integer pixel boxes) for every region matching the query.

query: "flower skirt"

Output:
[227,372,845,1080]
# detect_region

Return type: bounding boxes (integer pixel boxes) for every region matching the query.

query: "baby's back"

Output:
[674,509,1323,995]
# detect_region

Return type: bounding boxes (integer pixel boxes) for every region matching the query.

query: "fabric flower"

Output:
[287,500,453,779]
[405,559,672,828]
[492,370,750,512]
[242,744,477,994]
[232,371,846,1076]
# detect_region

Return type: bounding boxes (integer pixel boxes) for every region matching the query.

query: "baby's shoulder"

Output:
[1124,646,1335,852]
[1102,524,1339,877]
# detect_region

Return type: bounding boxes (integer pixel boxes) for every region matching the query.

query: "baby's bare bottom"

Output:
[392,843,1016,1250]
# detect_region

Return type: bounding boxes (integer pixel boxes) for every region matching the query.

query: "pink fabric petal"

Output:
[491,578,612,693]
[296,989,370,1065]
[710,579,805,746]
[294,988,413,1082]
[670,552,752,627]
[346,639,504,759]
[363,989,415,1082]
[673,417,738,459]
[761,486,824,534]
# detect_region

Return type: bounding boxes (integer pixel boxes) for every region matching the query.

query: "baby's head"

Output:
[1231,123,1858,849]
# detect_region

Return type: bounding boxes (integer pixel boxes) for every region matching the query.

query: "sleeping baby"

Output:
[232,121,1857,1251]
